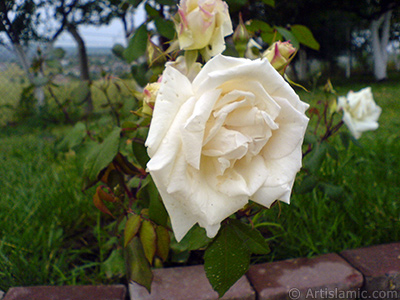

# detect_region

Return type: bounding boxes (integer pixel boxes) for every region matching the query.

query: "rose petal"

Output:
[262,97,309,159]
[146,66,193,157]
[182,88,222,169]
[163,155,248,240]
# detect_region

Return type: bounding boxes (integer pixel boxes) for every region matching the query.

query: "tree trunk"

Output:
[13,43,46,109]
[296,49,308,82]
[67,23,93,114]
[370,10,392,81]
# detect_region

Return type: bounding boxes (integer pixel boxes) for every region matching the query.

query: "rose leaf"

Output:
[230,219,270,255]
[125,236,153,292]
[204,223,250,297]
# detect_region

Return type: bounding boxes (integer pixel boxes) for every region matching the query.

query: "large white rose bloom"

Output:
[337,87,382,139]
[146,55,309,241]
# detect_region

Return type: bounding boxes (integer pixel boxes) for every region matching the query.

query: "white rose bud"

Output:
[175,0,233,60]
[337,87,382,139]
[145,55,309,241]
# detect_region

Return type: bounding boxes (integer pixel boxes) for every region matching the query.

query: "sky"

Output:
[55,20,127,48]
[55,5,146,49]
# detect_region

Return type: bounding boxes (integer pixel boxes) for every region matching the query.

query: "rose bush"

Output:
[337,87,382,139]
[175,0,233,59]
[146,54,309,241]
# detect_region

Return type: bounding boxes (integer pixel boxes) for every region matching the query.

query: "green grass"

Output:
[253,73,400,262]
[0,125,124,290]
[0,72,399,289]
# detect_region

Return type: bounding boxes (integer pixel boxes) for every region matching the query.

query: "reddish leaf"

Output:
[93,188,114,218]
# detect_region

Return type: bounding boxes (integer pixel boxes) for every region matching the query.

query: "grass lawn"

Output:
[256,72,400,261]
[0,125,124,290]
[0,72,399,290]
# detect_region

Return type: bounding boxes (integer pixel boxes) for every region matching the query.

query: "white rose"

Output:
[145,54,309,241]
[176,0,233,59]
[337,87,382,139]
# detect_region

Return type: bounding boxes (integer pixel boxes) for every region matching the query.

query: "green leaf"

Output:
[319,182,345,199]
[132,140,149,169]
[340,131,350,149]
[177,224,211,251]
[246,20,273,34]
[82,127,121,190]
[124,24,148,63]
[303,132,318,145]
[290,25,320,50]
[275,26,299,48]
[230,220,270,255]
[148,179,168,227]
[145,3,159,18]
[124,214,142,247]
[127,0,142,7]
[154,17,175,40]
[140,220,157,264]
[204,224,250,297]
[304,142,328,173]
[112,43,125,59]
[155,225,170,261]
[102,248,125,278]
[155,0,176,5]
[56,122,86,151]
[71,81,91,105]
[106,169,126,197]
[260,0,274,7]
[326,143,339,160]
[125,237,153,292]
[261,31,279,45]
[295,175,318,194]
[225,0,247,12]
[131,63,150,87]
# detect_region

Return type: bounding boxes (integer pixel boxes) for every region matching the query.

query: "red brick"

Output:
[341,242,400,299]
[129,264,255,300]
[247,253,363,300]
[3,285,126,300]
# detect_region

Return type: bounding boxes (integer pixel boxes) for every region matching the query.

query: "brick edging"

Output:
[3,242,400,300]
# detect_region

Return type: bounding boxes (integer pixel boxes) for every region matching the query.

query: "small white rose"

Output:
[175,0,233,60]
[146,55,309,241]
[337,87,382,139]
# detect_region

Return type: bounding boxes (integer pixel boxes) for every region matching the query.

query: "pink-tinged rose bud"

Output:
[263,41,296,74]
[175,0,233,60]
[143,81,161,115]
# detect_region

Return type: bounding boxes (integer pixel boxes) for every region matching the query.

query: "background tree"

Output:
[0,0,47,108]
[45,0,132,114]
